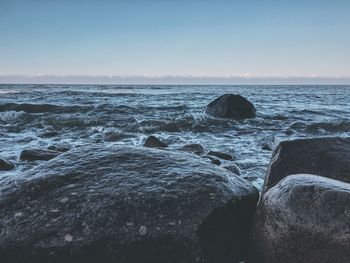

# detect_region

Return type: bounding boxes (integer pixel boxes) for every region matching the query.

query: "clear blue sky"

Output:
[0,0,349,79]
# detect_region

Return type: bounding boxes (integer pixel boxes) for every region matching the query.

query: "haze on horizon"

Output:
[0,0,349,84]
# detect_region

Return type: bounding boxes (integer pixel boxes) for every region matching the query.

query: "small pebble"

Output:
[139,225,147,236]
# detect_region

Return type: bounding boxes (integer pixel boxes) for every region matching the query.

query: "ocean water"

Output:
[1,84,349,190]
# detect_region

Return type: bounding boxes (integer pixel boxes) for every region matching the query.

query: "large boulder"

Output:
[205,94,256,119]
[250,174,350,263]
[0,145,258,263]
[264,137,350,192]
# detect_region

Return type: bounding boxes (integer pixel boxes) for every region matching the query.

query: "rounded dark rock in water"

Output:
[0,145,258,263]
[0,158,15,171]
[263,137,350,193]
[143,135,168,148]
[180,144,205,155]
[20,148,61,161]
[207,151,234,161]
[250,174,350,263]
[204,155,221,166]
[205,94,256,119]
[222,164,241,176]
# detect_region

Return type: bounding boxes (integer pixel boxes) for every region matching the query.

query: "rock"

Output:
[223,164,241,176]
[204,156,221,166]
[0,158,15,171]
[264,137,350,193]
[47,145,71,153]
[205,94,256,119]
[250,174,350,263]
[0,145,259,263]
[104,132,124,142]
[207,151,234,160]
[261,135,279,151]
[40,131,58,138]
[20,148,61,161]
[285,129,293,135]
[143,136,168,148]
[180,144,205,155]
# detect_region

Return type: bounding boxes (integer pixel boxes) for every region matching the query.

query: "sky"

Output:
[0,0,350,84]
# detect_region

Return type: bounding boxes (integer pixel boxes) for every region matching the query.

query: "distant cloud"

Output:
[0,74,350,85]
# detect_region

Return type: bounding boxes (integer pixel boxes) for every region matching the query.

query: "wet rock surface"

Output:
[264,137,350,192]
[250,174,350,263]
[47,145,71,153]
[204,156,221,166]
[0,145,258,263]
[20,148,61,161]
[180,144,205,155]
[207,151,234,160]
[0,158,15,171]
[143,136,168,148]
[222,164,241,176]
[205,94,256,119]
[261,135,279,151]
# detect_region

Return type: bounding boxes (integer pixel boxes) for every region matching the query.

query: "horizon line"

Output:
[1,74,350,85]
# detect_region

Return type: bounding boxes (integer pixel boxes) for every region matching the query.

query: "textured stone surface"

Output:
[0,158,15,171]
[0,145,258,263]
[250,174,350,263]
[20,148,61,161]
[207,151,234,160]
[143,136,168,148]
[180,144,205,155]
[264,137,350,192]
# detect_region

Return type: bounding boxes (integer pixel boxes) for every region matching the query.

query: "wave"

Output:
[0,111,27,123]
[306,121,350,133]
[289,120,350,134]
[0,103,93,114]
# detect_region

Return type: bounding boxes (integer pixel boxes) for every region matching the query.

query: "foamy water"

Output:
[1,84,349,189]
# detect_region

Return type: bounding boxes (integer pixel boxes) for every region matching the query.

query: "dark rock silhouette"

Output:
[180,144,205,155]
[0,145,258,263]
[0,158,15,171]
[143,136,168,148]
[205,94,256,119]
[207,151,234,160]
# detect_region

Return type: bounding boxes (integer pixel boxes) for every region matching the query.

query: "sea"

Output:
[1,84,349,190]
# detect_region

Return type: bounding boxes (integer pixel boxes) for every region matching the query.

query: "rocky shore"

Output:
[0,94,349,262]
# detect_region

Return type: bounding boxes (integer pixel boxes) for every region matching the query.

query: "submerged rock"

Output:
[180,144,205,155]
[40,130,59,138]
[143,135,168,148]
[0,146,258,263]
[205,94,256,119]
[203,155,221,166]
[264,137,350,192]
[261,135,279,151]
[47,145,71,153]
[207,151,234,160]
[250,174,350,263]
[20,148,61,161]
[222,164,241,176]
[0,158,15,171]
